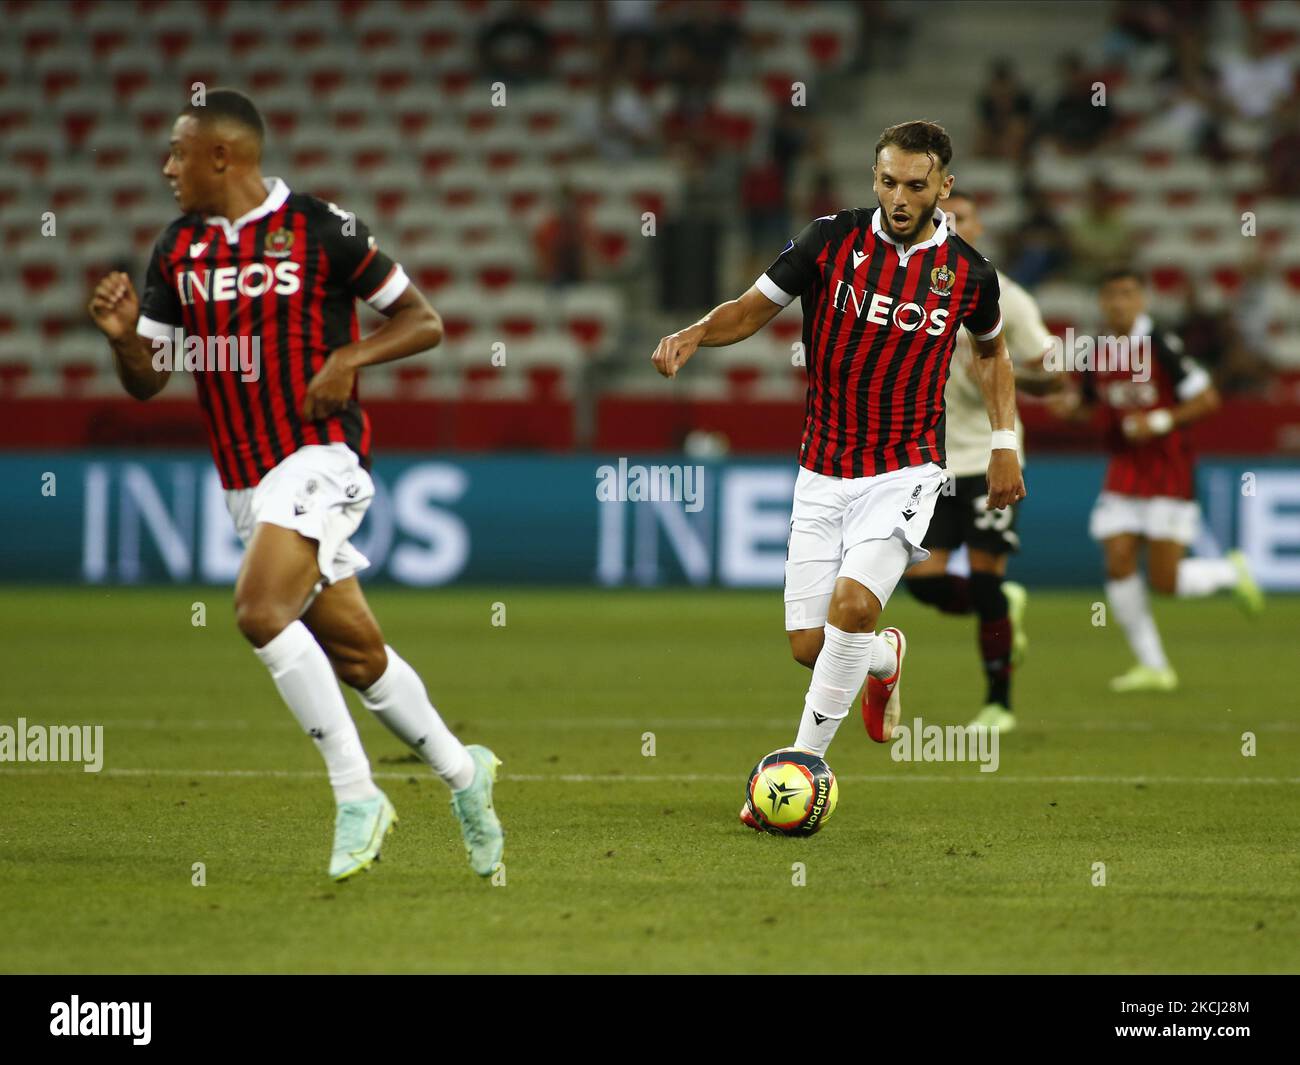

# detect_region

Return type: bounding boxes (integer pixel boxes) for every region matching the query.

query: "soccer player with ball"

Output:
[651,121,1025,834]
[88,91,505,880]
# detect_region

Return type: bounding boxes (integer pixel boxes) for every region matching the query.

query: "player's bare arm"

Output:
[650,285,783,378]
[972,331,1026,509]
[87,271,171,401]
[1121,383,1220,443]
[302,283,443,420]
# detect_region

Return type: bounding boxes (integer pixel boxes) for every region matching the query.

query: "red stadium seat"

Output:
[560,286,623,356]
[1149,266,1188,293]
[492,287,554,340]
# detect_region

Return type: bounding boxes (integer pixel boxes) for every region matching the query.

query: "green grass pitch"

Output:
[1,586,1297,973]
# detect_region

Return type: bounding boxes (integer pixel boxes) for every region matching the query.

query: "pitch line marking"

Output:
[1,767,1297,785]
[42,718,1300,734]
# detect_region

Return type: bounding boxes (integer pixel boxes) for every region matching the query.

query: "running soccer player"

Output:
[649,121,1025,827]
[1050,267,1262,692]
[87,90,504,880]
[903,189,1062,735]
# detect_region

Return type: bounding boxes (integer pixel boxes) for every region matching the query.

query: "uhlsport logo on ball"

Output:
[745,748,839,836]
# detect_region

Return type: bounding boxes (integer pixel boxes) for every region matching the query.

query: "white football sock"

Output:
[359,645,475,791]
[1105,575,1169,671]
[254,621,379,804]
[1175,557,1238,598]
[795,623,886,757]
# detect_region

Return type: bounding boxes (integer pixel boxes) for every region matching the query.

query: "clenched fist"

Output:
[651,325,705,379]
[88,272,140,341]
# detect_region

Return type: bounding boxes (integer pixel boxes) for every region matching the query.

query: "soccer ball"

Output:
[744,747,839,836]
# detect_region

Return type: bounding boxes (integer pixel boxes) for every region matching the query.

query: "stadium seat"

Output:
[434,163,488,208]
[50,330,106,395]
[503,164,559,213]
[464,241,533,290]
[490,286,555,340]
[429,283,488,343]
[560,285,623,356]
[588,204,644,274]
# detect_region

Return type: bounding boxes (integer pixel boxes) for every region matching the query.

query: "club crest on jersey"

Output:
[929,265,955,297]
[264,228,294,259]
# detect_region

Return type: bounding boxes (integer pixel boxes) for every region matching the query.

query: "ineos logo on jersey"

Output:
[177,261,301,305]
[832,280,950,336]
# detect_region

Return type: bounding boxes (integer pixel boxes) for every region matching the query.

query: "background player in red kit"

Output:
[1053,267,1263,692]
[87,90,504,881]
[650,121,1025,825]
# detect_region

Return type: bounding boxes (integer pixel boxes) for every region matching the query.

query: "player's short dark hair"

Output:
[181,89,265,143]
[875,120,953,170]
[1099,266,1145,287]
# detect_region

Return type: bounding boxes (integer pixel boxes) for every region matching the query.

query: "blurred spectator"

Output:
[855,0,909,71]
[1103,0,1176,61]
[1218,21,1296,122]
[663,1,741,96]
[975,59,1035,162]
[577,62,658,162]
[1178,281,1272,397]
[807,168,839,220]
[662,91,730,175]
[1176,284,1232,378]
[534,186,593,288]
[1265,100,1300,198]
[740,106,809,277]
[1102,0,1210,63]
[1005,185,1070,289]
[607,0,660,59]
[477,1,553,86]
[1151,31,1227,161]
[769,104,811,201]
[741,158,786,279]
[1230,257,1274,371]
[1067,177,1135,284]
[1180,280,1268,397]
[1039,52,1116,153]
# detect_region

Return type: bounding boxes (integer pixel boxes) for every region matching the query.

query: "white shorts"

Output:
[784,462,946,630]
[224,443,375,587]
[1088,491,1201,546]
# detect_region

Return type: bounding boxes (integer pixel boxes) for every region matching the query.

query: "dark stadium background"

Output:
[1,0,1298,589]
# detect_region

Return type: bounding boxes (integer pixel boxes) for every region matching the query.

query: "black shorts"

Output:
[922,474,1021,555]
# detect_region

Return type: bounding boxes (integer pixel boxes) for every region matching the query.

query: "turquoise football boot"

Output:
[330,791,397,881]
[450,745,505,877]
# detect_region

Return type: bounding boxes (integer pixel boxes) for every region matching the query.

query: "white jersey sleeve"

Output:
[942,272,1052,477]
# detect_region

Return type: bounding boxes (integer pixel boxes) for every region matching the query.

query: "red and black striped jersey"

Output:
[759,206,1002,479]
[1078,313,1211,500]
[137,177,408,489]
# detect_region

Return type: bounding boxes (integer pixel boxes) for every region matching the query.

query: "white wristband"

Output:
[1147,408,1174,435]
[990,429,1018,451]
